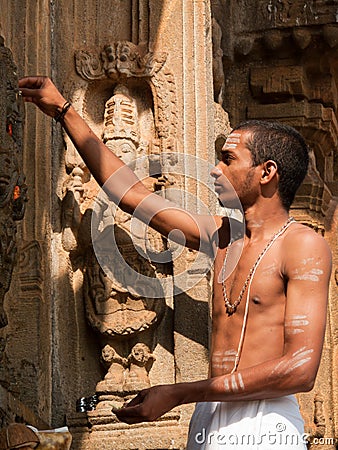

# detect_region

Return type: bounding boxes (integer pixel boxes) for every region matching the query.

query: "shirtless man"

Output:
[19,76,332,449]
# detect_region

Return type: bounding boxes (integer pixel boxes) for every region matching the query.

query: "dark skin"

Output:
[19,77,332,424]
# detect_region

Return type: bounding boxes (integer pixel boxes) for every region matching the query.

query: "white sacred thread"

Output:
[228,218,296,373]
[222,217,295,316]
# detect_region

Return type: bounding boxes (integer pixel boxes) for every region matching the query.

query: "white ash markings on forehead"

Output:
[227,133,241,140]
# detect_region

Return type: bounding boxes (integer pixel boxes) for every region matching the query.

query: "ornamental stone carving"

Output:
[62,48,177,406]
[75,41,167,81]
[0,37,27,328]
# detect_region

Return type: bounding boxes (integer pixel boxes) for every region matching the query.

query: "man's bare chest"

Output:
[212,241,286,315]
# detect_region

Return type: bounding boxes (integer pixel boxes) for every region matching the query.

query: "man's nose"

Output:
[210,166,223,179]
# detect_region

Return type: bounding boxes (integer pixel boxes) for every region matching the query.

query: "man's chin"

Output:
[217,195,241,209]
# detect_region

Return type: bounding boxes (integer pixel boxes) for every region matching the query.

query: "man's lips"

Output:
[214,183,222,192]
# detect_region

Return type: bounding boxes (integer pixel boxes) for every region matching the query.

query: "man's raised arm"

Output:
[19,76,223,253]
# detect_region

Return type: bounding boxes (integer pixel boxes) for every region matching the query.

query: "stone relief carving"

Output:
[124,343,155,392]
[61,42,178,405]
[83,87,166,394]
[84,246,165,338]
[18,241,43,295]
[75,41,167,81]
[96,342,155,394]
[261,0,338,25]
[313,394,326,438]
[75,41,178,143]
[102,84,140,157]
[96,344,128,392]
[250,65,337,107]
[212,18,225,105]
[61,167,84,252]
[0,37,27,328]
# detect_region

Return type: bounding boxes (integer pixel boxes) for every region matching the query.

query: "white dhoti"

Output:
[186,396,307,449]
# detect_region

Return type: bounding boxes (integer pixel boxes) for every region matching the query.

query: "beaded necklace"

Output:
[222,216,295,316]
[222,216,296,373]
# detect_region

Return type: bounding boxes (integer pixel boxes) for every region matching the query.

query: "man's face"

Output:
[211,130,260,209]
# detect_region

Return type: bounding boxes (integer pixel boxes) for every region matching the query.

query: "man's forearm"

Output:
[175,355,316,406]
[61,106,150,210]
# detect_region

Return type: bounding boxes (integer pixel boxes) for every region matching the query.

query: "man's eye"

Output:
[221,152,233,164]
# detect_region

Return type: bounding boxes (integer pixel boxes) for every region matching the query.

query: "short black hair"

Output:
[233,120,309,210]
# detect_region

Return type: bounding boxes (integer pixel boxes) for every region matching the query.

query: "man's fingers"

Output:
[20,95,33,103]
[19,76,47,89]
[114,405,143,419]
[114,404,158,424]
[19,88,40,99]
[124,392,146,408]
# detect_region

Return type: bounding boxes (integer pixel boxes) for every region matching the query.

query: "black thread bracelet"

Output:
[55,101,71,123]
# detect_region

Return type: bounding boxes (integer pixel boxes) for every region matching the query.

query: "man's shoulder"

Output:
[283,221,332,261]
[285,221,326,243]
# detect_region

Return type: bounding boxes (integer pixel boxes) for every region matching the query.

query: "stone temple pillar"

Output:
[58,1,229,448]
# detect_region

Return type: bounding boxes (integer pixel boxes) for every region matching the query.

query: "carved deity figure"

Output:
[96,344,128,392]
[102,84,140,155]
[84,247,163,337]
[96,342,155,394]
[124,343,155,392]
[80,81,167,401]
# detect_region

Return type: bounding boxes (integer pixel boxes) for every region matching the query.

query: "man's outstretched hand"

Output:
[19,76,67,118]
[113,384,183,424]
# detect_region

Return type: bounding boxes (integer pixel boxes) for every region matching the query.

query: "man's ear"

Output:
[260,160,278,185]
